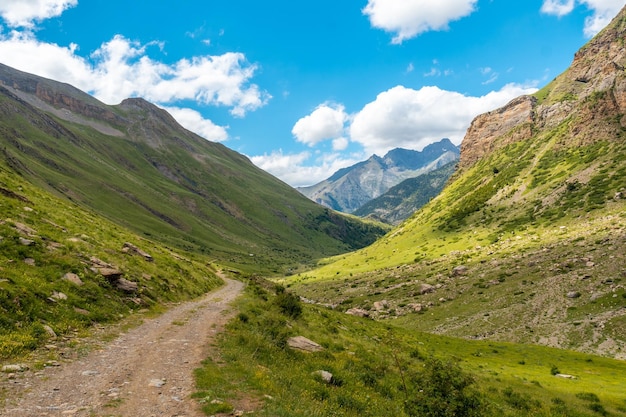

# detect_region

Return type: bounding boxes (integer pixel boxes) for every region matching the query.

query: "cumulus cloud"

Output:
[0,0,77,28]
[541,0,626,36]
[350,84,537,156]
[363,0,479,44]
[541,0,576,16]
[163,107,229,142]
[291,103,348,147]
[250,150,364,187]
[0,31,268,140]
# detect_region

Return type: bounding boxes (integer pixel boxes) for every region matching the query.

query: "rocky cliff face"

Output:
[460,5,626,169]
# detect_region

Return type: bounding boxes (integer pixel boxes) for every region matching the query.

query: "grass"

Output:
[0,163,223,361]
[195,277,626,416]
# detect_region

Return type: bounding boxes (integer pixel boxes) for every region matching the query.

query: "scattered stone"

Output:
[62,273,84,286]
[373,300,388,311]
[287,336,324,352]
[420,283,436,295]
[233,410,244,417]
[312,370,333,384]
[23,206,34,212]
[586,261,595,267]
[81,370,99,376]
[43,325,57,338]
[2,364,28,372]
[345,308,369,318]
[407,303,423,312]
[14,222,36,236]
[98,268,124,279]
[566,291,581,299]
[122,242,153,262]
[149,378,166,388]
[74,307,90,315]
[19,237,34,246]
[51,291,68,301]
[555,373,577,379]
[452,265,468,276]
[115,278,138,293]
[23,258,35,266]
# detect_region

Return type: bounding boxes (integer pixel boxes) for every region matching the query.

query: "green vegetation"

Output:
[195,277,626,416]
[0,81,385,276]
[0,163,221,359]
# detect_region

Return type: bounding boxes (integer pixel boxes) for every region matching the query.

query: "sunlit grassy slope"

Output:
[0,160,223,359]
[196,278,626,416]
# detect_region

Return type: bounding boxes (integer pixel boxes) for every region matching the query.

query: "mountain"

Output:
[297,139,460,213]
[0,63,386,274]
[353,161,457,225]
[287,6,626,358]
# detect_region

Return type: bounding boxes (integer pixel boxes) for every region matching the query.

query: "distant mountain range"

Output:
[297,139,460,214]
[354,161,457,225]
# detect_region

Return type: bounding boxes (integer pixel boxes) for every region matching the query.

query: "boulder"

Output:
[115,278,138,293]
[420,283,436,295]
[63,272,84,286]
[287,336,323,352]
[567,291,582,299]
[452,265,469,276]
[312,370,333,384]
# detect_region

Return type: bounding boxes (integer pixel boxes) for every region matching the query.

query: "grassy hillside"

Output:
[195,278,626,416]
[280,7,626,358]
[0,160,223,359]
[0,70,385,275]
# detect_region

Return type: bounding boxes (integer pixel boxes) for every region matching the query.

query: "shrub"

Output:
[273,291,302,319]
[404,358,484,417]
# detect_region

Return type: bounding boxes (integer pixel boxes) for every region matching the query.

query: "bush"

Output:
[404,358,484,417]
[273,291,302,319]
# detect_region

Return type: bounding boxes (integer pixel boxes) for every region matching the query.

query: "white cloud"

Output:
[332,137,349,151]
[363,0,479,44]
[250,150,364,187]
[291,103,348,147]
[163,107,228,142]
[350,83,538,156]
[0,0,77,28]
[541,0,626,36]
[541,0,576,16]
[0,31,269,123]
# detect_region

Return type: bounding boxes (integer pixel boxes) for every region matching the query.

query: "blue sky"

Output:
[0,0,624,186]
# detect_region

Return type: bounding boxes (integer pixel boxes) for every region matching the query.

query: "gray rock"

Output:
[63,272,84,286]
[115,278,138,292]
[2,364,28,372]
[345,308,370,318]
[420,283,436,295]
[43,324,57,338]
[149,378,166,388]
[312,370,333,383]
[287,336,324,352]
[452,265,468,276]
[567,291,581,299]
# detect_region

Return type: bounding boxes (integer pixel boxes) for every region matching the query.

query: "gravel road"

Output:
[1,277,243,416]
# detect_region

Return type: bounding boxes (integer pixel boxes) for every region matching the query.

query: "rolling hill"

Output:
[0,63,386,274]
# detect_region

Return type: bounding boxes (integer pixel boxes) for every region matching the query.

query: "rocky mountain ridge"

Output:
[298,139,459,213]
[460,10,626,169]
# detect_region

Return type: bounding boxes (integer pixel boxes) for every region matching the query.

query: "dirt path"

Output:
[1,277,243,417]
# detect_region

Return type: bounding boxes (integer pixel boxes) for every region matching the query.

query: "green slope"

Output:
[283,6,626,358]
[0,65,385,274]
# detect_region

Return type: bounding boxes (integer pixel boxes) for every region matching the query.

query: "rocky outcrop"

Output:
[459,5,626,170]
[460,96,536,169]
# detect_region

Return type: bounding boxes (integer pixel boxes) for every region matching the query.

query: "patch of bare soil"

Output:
[1,277,243,416]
